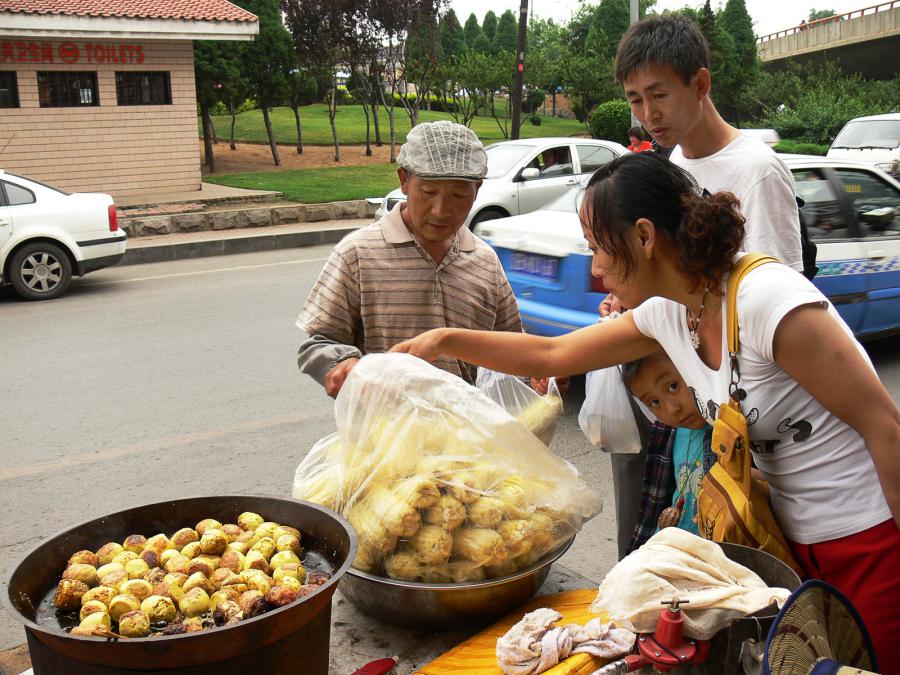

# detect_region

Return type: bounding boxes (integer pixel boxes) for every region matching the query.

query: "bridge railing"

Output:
[757,0,899,43]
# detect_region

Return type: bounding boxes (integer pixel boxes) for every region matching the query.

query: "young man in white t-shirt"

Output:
[614,14,802,273]
[600,14,804,559]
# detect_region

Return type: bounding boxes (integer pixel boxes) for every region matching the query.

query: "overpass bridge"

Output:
[757,1,900,79]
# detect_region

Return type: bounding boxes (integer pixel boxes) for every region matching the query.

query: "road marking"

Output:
[0,408,331,483]
[100,257,330,285]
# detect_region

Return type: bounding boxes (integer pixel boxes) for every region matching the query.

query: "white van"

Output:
[827,113,900,178]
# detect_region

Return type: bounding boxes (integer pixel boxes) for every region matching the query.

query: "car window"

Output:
[524,146,573,179]
[833,169,900,238]
[2,181,36,206]
[831,119,900,150]
[792,169,848,239]
[484,144,537,179]
[576,145,616,173]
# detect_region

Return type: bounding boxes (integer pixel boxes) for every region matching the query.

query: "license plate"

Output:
[510,252,560,280]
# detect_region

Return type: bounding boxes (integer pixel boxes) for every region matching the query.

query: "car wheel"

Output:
[8,242,73,301]
[470,208,508,229]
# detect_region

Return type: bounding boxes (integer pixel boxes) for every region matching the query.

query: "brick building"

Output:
[0,1,257,198]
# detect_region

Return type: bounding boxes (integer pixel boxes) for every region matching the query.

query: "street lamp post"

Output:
[510,0,529,140]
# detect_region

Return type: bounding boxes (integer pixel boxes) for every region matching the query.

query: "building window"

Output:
[37,71,99,107]
[115,71,171,106]
[0,71,18,108]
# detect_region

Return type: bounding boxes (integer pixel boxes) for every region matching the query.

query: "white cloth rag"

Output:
[496,607,636,675]
[590,527,791,640]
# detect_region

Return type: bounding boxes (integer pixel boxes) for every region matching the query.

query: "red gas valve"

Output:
[596,598,710,674]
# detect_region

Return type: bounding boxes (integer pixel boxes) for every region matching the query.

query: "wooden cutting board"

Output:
[415,589,611,675]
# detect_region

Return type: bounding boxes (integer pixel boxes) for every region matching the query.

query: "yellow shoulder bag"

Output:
[696,254,804,577]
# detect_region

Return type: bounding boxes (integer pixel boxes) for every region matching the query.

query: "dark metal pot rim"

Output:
[2,494,358,645]
[345,536,574,591]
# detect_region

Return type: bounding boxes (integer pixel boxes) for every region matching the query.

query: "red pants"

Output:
[790,519,900,675]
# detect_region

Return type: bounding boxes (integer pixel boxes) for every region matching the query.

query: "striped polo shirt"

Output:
[297,203,523,383]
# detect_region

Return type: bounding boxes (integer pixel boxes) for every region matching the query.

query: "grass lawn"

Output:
[208,103,586,146]
[204,163,400,203]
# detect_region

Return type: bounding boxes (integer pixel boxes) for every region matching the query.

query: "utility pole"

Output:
[510,0,528,139]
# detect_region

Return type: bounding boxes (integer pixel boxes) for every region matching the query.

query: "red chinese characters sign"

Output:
[1,41,145,65]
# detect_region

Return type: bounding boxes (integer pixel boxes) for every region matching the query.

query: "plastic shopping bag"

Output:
[578,366,642,454]
[293,353,601,583]
[476,369,563,445]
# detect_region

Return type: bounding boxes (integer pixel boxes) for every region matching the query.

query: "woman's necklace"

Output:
[687,286,710,349]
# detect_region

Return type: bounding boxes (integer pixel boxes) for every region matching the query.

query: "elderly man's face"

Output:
[399,169,480,247]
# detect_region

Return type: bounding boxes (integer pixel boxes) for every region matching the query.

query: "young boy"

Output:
[621,349,714,553]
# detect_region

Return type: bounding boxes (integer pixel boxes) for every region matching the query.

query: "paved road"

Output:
[1,246,898,652]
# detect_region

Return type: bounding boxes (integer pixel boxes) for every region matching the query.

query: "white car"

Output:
[476,155,900,340]
[0,171,126,300]
[827,113,900,178]
[372,137,629,228]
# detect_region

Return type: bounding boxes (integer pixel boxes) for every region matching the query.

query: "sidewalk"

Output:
[122,217,369,266]
[117,182,373,266]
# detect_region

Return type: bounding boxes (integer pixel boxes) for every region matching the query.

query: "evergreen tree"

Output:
[482,10,498,50]
[808,8,837,21]
[594,0,630,60]
[696,2,738,111]
[719,0,759,125]
[463,13,482,51]
[495,9,518,53]
[471,31,493,55]
[440,9,466,58]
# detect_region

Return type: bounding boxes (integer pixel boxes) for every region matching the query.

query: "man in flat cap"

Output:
[296,121,523,397]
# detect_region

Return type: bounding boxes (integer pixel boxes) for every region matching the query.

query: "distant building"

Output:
[0,0,258,198]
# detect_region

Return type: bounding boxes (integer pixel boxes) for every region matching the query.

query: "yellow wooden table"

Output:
[416,589,610,675]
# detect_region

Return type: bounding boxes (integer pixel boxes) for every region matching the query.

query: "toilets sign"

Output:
[1,41,145,65]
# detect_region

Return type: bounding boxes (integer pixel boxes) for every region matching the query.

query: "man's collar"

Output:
[382,202,477,252]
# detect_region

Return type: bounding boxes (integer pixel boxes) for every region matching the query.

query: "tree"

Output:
[527,18,565,116]
[808,8,837,21]
[471,31,493,55]
[236,0,296,166]
[193,41,244,173]
[283,0,353,161]
[403,5,445,125]
[287,69,317,154]
[495,9,518,53]
[482,10,498,51]
[719,0,759,126]
[463,13,481,50]
[440,9,466,58]
[695,2,738,116]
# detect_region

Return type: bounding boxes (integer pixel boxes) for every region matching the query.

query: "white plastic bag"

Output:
[476,369,563,445]
[293,353,601,582]
[578,366,642,454]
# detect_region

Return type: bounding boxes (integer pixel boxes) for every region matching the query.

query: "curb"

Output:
[121,224,359,266]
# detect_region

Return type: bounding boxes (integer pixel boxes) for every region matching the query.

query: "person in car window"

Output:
[296,121,523,398]
[390,153,900,669]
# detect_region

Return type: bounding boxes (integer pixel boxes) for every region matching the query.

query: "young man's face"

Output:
[399,169,479,247]
[623,64,707,150]
[628,352,705,430]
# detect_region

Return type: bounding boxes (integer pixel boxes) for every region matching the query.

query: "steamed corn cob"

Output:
[516,394,563,439]
[451,527,508,565]
[423,494,467,531]
[409,525,453,565]
[497,519,534,558]
[467,497,506,528]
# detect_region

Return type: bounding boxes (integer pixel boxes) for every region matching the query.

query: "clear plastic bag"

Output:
[578,366,642,454]
[293,353,601,583]
[476,369,563,445]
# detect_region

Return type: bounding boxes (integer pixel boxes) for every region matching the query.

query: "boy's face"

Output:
[622,64,707,150]
[628,352,705,429]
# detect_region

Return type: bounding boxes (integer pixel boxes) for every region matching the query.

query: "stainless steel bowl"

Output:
[339,538,574,627]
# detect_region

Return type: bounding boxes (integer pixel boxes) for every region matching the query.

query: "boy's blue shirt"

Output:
[627,421,715,554]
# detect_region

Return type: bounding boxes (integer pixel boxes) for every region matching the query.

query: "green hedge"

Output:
[588,100,631,143]
[774,139,829,156]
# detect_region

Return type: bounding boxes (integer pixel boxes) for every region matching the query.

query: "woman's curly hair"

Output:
[583,152,745,293]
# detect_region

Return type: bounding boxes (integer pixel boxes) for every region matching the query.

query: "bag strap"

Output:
[725,254,779,402]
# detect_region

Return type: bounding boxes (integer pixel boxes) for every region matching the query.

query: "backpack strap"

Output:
[725,254,779,402]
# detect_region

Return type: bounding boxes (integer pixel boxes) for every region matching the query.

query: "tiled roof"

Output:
[0,0,257,22]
